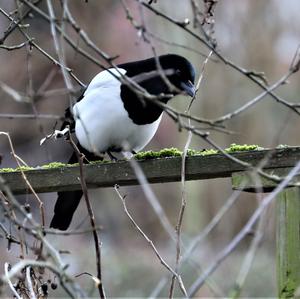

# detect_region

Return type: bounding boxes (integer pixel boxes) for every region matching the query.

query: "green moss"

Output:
[41,162,68,169]
[227,283,242,299]
[157,147,182,157]
[134,147,182,160]
[17,165,35,171]
[0,162,74,173]
[186,149,198,156]
[0,159,113,173]
[280,277,298,298]
[134,145,265,160]
[0,165,34,173]
[40,160,110,169]
[0,145,265,171]
[134,147,221,160]
[40,159,112,169]
[225,143,263,153]
[199,149,219,156]
[0,167,16,173]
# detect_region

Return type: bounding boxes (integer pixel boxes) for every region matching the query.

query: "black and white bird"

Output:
[50,54,196,230]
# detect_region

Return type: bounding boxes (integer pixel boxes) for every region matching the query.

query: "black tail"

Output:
[50,146,102,230]
[50,189,83,230]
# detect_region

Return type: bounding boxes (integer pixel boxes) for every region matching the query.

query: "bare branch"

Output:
[114,185,188,297]
[68,134,106,299]
[188,161,300,297]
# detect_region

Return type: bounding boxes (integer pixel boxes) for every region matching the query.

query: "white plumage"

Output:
[73,68,162,154]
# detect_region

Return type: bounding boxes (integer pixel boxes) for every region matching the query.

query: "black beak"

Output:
[180,80,196,97]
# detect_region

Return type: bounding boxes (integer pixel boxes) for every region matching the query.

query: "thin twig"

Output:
[0,6,84,87]
[149,188,242,298]
[4,263,22,299]
[26,266,37,299]
[0,0,43,44]
[125,154,177,241]
[228,206,268,298]
[169,51,213,297]
[0,113,64,120]
[188,161,300,297]
[114,185,188,297]
[212,66,300,123]
[0,132,45,228]
[0,176,83,297]
[68,135,106,299]
[141,1,300,117]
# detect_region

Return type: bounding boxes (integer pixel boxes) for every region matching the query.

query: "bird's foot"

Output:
[122,151,135,159]
[107,151,118,162]
[40,127,70,145]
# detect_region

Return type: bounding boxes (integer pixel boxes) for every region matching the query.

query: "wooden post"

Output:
[232,171,300,298]
[277,187,300,298]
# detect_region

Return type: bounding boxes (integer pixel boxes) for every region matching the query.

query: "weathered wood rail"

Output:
[1,147,300,194]
[1,146,300,298]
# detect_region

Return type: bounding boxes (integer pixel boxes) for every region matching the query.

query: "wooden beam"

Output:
[1,147,300,194]
[231,168,300,193]
[277,188,300,298]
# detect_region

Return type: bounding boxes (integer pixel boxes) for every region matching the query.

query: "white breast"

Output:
[73,68,162,154]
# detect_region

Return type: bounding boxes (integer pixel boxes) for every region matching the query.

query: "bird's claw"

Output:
[40,128,70,145]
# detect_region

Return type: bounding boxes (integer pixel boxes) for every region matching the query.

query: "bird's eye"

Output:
[175,70,181,76]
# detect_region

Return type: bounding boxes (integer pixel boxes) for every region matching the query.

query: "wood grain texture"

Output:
[1,147,300,194]
[276,188,300,298]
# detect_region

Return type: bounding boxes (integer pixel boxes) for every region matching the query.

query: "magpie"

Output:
[50,54,196,230]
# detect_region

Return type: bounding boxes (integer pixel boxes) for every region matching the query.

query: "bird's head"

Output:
[116,54,196,124]
[158,54,196,97]
[119,54,196,99]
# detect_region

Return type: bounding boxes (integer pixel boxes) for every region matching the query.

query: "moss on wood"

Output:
[0,144,267,172]
[135,144,263,160]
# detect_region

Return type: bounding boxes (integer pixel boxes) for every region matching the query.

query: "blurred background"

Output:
[0,0,300,297]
